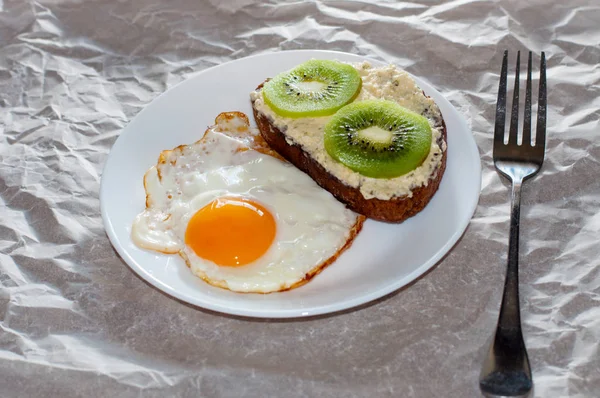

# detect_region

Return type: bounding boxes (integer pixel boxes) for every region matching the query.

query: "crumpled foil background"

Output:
[1,0,599,397]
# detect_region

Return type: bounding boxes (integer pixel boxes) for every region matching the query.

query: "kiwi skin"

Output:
[252,82,448,222]
[324,100,433,179]
[262,60,362,118]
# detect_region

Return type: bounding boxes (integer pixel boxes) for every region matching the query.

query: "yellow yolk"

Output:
[185,198,276,266]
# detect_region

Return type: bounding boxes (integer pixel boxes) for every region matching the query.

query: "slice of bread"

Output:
[251,83,447,223]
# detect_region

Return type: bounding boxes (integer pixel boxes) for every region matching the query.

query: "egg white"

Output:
[132,115,361,293]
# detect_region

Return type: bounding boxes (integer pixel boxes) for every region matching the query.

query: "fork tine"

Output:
[535,52,547,151]
[508,51,520,145]
[494,51,508,149]
[523,52,533,146]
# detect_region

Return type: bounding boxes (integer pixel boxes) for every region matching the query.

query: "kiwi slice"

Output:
[262,60,362,118]
[324,100,432,178]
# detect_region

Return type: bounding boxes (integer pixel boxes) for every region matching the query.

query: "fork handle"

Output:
[500,178,524,330]
[480,177,532,396]
[492,177,531,370]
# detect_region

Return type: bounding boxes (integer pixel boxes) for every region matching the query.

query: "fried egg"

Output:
[131,112,364,293]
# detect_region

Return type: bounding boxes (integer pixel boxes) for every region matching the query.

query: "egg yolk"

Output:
[185,198,276,267]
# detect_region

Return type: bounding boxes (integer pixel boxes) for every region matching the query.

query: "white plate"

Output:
[100,50,481,318]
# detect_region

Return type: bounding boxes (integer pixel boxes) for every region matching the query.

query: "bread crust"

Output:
[251,86,447,223]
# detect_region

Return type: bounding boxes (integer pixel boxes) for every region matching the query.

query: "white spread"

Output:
[250,61,447,200]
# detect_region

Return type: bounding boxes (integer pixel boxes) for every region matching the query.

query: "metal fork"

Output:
[479,50,547,397]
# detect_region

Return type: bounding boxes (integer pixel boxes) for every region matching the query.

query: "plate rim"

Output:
[100,49,482,318]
